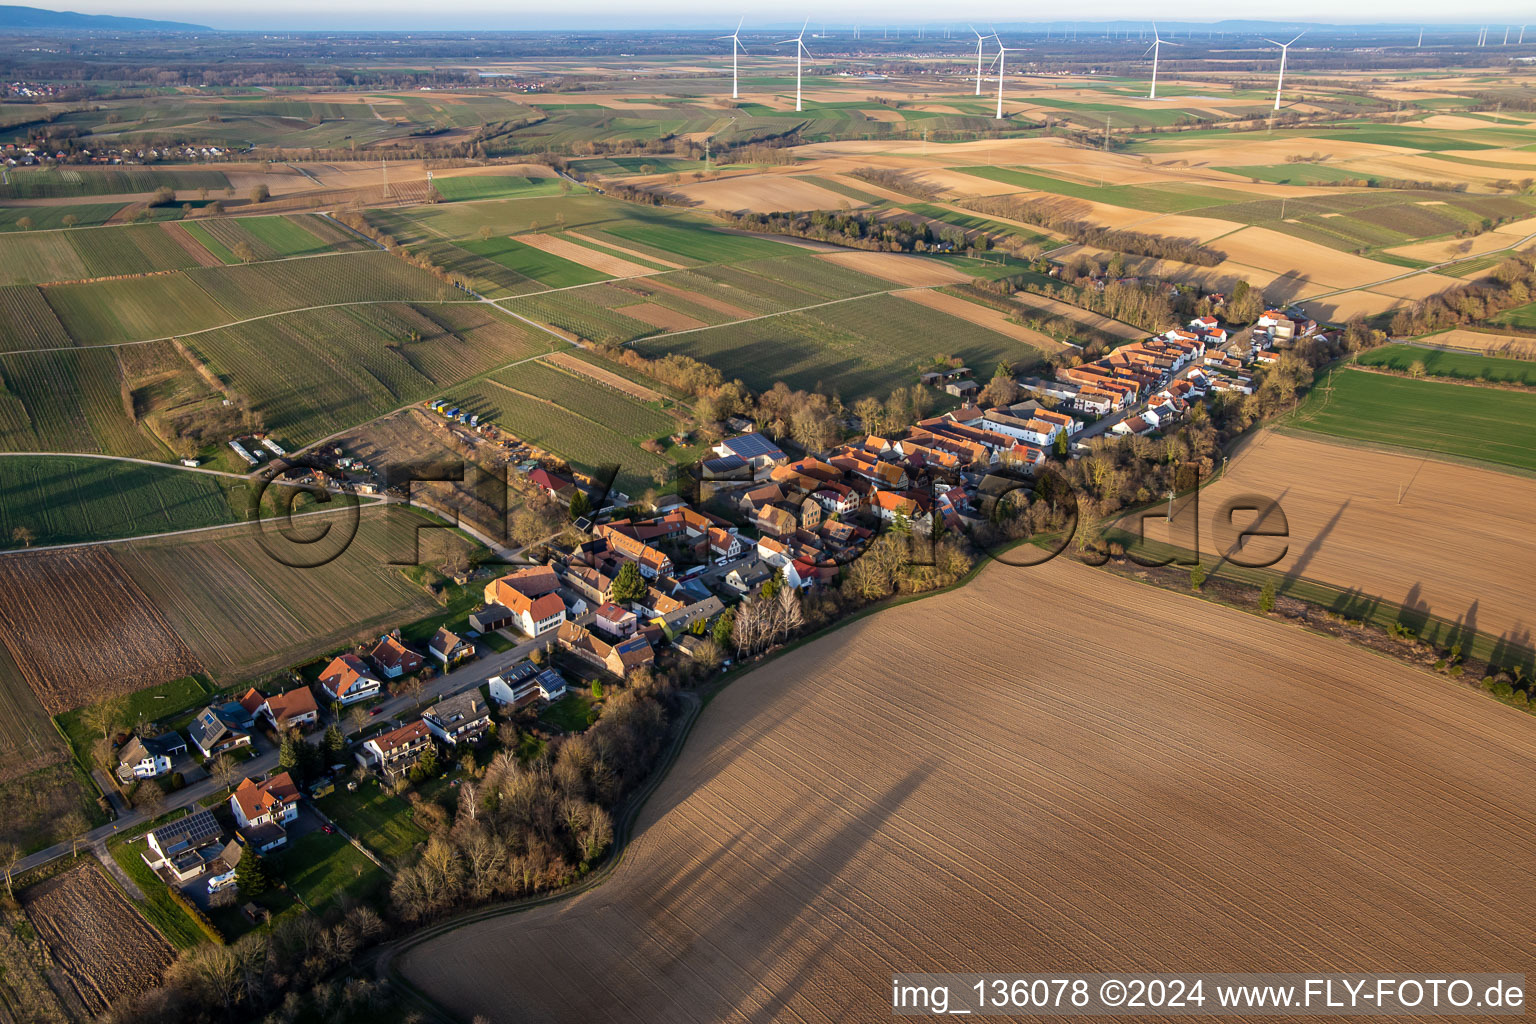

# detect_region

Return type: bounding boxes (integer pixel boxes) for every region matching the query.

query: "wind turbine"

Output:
[1144,25,1175,100]
[991,38,1020,120]
[1264,31,1305,111]
[716,17,747,101]
[969,25,994,96]
[777,18,811,113]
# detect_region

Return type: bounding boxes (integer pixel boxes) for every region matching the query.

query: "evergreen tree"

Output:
[235,852,267,897]
[569,490,592,521]
[712,609,736,649]
[323,724,345,759]
[277,733,299,774]
[610,561,647,603]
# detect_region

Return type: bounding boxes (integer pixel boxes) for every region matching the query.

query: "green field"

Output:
[0,204,129,232]
[432,174,572,202]
[186,301,550,445]
[0,167,230,200]
[446,379,673,496]
[0,346,163,457]
[0,456,249,548]
[316,782,428,866]
[600,219,798,263]
[1217,163,1382,186]
[952,166,1253,214]
[1357,343,1536,386]
[633,290,1045,402]
[1488,301,1536,328]
[496,358,673,438]
[1292,367,1536,472]
[460,235,611,289]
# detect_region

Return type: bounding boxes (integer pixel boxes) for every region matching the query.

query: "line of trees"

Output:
[960,194,1225,267]
[1388,251,1536,337]
[717,208,980,255]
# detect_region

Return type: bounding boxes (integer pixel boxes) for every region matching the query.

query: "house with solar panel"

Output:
[141,808,227,883]
[711,433,788,480]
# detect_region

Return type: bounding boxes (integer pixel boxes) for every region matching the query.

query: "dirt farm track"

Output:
[400,558,1536,1023]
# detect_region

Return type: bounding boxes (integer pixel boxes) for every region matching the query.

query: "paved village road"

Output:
[13,622,555,877]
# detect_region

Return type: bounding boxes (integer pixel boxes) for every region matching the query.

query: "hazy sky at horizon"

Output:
[46,2,1536,32]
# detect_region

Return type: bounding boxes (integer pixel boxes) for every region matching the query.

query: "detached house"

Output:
[259,686,320,732]
[142,809,225,883]
[116,736,171,781]
[231,772,301,853]
[369,632,424,679]
[189,704,253,759]
[487,662,568,707]
[319,654,381,706]
[422,692,492,747]
[429,627,475,667]
[361,720,433,781]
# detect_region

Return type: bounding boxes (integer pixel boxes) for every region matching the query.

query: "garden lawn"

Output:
[277,829,388,910]
[316,782,428,866]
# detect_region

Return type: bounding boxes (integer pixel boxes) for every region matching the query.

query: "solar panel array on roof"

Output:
[723,433,784,460]
[151,808,222,853]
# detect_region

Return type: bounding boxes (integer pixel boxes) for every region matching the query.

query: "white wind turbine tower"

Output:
[1264,31,1305,112]
[1144,25,1176,100]
[969,25,995,96]
[777,19,812,113]
[716,17,748,101]
[991,37,1019,120]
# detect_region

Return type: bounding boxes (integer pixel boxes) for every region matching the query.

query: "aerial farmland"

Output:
[2,13,1535,1024]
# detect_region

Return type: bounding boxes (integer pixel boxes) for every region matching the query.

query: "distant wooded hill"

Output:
[0,5,210,31]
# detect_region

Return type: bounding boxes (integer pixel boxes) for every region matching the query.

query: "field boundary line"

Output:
[0,500,381,557]
[0,298,484,357]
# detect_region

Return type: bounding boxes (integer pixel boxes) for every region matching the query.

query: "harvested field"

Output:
[1383,230,1526,264]
[814,250,971,287]
[1137,430,1536,641]
[401,555,1536,1023]
[544,349,665,403]
[895,288,1069,353]
[517,233,656,277]
[21,862,175,1017]
[671,175,863,214]
[1211,226,1453,297]
[0,547,199,713]
[1427,329,1536,357]
[614,301,707,332]
[566,230,685,269]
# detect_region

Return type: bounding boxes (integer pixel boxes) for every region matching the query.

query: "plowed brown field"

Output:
[400,556,1536,1024]
[1134,429,1536,642]
[21,862,174,1017]
[0,548,200,713]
